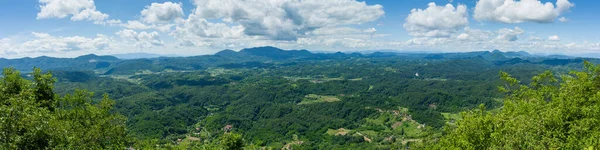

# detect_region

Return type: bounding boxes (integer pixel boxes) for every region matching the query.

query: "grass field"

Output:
[298,94,340,105]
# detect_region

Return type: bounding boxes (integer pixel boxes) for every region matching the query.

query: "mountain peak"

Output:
[215,49,239,57]
[111,53,178,59]
[77,54,99,58]
[234,46,313,59]
[75,54,120,61]
[240,46,284,53]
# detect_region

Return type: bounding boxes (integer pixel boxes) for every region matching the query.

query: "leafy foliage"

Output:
[432,61,600,149]
[4,48,599,149]
[0,68,127,149]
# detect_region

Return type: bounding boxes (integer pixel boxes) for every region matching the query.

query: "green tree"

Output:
[432,61,600,149]
[32,68,56,111]
[220,133,244,150]
[0,68,127,149]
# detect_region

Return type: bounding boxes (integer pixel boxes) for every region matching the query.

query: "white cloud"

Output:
[548,35,560,41]
[456,27,495,42]
[187,0,384,40]
[100,19,123,26]
[13,0,596,58]
[457,33,469,40]
[364,28,377,34]
[556,0,575,13]
[37,0,108,22]
[116,29,164,48]
[295,27,388,49]
[122,20,152,30]
[0,38,11,55]
[529,36,543,41]
[474,0,574,23]
[400,26,600,55]
[558,17,568,22]
[0,32,111,57]
[141,2,184,24]
[404,2,468,37]
[496,27,524,41]
[171,14,246,47]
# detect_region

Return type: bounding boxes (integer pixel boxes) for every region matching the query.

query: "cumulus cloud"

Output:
[457,33,469,40]
[183,0,384,40]
[20,0,598,58]
[558,17,568,22]
[0,32,111,57]
[173,14,245,39]
[116,29,164,48]
[170,14,246,47]
[529,36,543,41]
[474,0,574,23]
[401,26,600,55]
[141,2,184,24]
[496,27,524,41]
[37,0,108,22]
[403,2,468,37]
[548,35,560,41]
[0,38,12,55]
[101,19,123,26]
[295,27,388,49]
[122,20,152,30]
[455,27,495,42]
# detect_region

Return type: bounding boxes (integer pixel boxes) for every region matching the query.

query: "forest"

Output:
[1,47,599,149]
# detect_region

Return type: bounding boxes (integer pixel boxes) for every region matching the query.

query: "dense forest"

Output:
[1,47,599,149]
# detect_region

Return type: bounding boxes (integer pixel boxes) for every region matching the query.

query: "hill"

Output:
[3,47,600,149]
[111,53,179,59]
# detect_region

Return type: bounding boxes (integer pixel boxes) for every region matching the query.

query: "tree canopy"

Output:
[432,61,600,149]
[0,68,127,149]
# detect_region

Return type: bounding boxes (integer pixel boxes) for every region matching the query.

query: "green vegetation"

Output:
[0,68,249,149]
[3,47,600,149]
[431,61,600,149]
[298,94,341,105]
[0,68,126,149]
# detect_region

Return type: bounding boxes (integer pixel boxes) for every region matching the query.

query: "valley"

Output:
[2,47,593,149]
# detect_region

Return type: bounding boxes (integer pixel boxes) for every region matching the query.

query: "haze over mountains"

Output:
[0,46,589,75]
[111,53,180,60]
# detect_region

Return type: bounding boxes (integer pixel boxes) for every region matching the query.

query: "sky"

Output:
[0,0,598,58]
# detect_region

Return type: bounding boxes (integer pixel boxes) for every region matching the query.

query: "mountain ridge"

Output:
[0,46,586,74]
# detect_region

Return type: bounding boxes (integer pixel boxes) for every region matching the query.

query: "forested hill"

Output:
[2,47,600,149]
[0,46,592,74]
[0,54,120,72]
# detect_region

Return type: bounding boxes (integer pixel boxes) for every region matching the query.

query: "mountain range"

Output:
[0,46,589,74]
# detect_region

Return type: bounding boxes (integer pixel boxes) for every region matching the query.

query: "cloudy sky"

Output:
[0,0,598,58]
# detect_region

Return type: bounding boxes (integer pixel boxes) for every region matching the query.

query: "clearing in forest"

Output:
[298,94,341,105]
[326,128,351,136]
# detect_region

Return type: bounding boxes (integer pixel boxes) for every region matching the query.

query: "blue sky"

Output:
[0,0,598,58]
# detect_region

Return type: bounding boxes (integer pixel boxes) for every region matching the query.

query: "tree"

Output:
[431,61,600,149]
[0,68,127,149]
[220,133,244,150]
[32,68,56,111]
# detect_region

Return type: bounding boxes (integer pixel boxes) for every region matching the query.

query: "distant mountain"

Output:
[214,49,238,57]
[111,53,179,59]
[239,46,313,59]
[76,54,120,62]
[1,47,597,75]
[0,54,120,72]
[368,52,398,57]
[503,51,531,58]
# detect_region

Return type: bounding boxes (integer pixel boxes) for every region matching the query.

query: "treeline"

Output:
[0,68,245,149]
[52,57,526,147]
[428,62,600,149]
[0,68,126,149]
[3,59,600,149]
